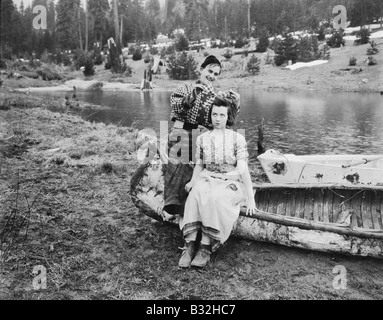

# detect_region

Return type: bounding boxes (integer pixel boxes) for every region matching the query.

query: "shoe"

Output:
[191,244,211,268]
[178,241,196,268]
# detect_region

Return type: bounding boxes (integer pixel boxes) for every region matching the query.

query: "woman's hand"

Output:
[245,198,258,216]
[185,181,194,193]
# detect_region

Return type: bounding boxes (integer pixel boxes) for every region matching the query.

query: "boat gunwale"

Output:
[252,182,383,191]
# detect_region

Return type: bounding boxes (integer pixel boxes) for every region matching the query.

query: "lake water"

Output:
[31,89,383,162]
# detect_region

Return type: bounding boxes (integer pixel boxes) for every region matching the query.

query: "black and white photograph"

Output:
[1,0,383,306]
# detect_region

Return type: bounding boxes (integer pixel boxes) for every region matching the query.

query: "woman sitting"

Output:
[178,96,257,268]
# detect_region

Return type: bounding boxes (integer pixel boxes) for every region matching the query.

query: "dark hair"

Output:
[200,55,222,73]
[208,96,236,127]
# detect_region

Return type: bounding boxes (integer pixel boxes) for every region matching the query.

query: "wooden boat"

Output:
[130,154,383,259]
[257,149,383,186]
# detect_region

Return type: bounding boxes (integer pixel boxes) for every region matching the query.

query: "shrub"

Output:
[246,54,260,75]
[175,34,189,52]
[36,68,63,81]
[317,25,326,41]
[20,71,40,79]
[367,56,377,66]
[222,48,234,60]
[234,38,245,49]
[274,55,285,66]
[83,54,95,77]
[104,60,112,70]
[318,43,330,60]
[326,29,345,48]
[159,47,167,58]
[166,45,176,55]
[274,33,298,66]
[0,60,7,69]
[355,27,370,45]
[74,51,87,70]
[166,52,198,80]
[298,35,319,62]
[28,57,42,69]
[62,53,72,66]
[108,43,127,74]
[149,46,158,55]
[256,33,270,53]
[132,48,143,61]
[349,56,357,66]
[92,46,103,65]
[367,41,379,55]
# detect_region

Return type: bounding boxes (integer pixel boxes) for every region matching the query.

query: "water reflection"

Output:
[31,89,383,158]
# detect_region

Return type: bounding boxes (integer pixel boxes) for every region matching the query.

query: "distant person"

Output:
[163,55,240,216]
[178,96,256,268]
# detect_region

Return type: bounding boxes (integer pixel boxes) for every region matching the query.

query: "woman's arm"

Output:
[185,162,204,193]
[236,159,257,215]
[170,83,194,119]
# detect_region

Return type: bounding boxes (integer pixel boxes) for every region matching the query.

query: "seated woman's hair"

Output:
[208,96,237,127]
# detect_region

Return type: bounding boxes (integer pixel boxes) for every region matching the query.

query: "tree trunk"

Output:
[120,14,123,46]
[78,7,83,51]
[85,0,88,52]
[113,0,120,46]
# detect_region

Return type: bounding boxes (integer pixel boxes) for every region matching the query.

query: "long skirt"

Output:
[163,127,201,215]
[179,170,247,252]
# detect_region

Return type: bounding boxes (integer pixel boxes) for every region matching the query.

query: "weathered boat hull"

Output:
[257,149,383,186]
[130,156,383,259]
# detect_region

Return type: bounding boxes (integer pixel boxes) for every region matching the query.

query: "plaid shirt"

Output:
[170,81,216,128]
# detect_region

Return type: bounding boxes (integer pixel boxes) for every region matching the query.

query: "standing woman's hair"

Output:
[208,96,237,127]
[200,55,222,74]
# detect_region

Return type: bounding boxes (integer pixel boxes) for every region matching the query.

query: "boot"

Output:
[178,241,196,268]
[191,244,211,268]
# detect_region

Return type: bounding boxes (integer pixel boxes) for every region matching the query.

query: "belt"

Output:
[206,171,242,182]
[173,120,199,130]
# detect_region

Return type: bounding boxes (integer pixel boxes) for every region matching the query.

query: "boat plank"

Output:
[371,190,382,230]
[316,189,325,222]
[341,190,357,227]
[312,189,321,222]
[362,190,373,229]
[285,189,297,217]
[254,189,261,209]
[294,189,305,219]
[269,188,280,214]
[332,190,343,223]
[353,191,364,228]
[276,190,287,216]
[257,189,267,212]
[304,189,315,221]
[322,189,333,223]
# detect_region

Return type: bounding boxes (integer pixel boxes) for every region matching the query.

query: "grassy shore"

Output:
[2,38,382,94]
[1,92,383,300]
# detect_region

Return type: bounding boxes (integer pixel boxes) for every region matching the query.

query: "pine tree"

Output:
[88,0,110,45]
[1,0,16,58]
[56,0,81,50]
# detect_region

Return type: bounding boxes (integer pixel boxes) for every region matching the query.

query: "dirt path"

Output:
[1,101,382,300]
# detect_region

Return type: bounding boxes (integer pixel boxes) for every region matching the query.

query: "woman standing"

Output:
[163,55,239,215]
[178,96,256,268]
